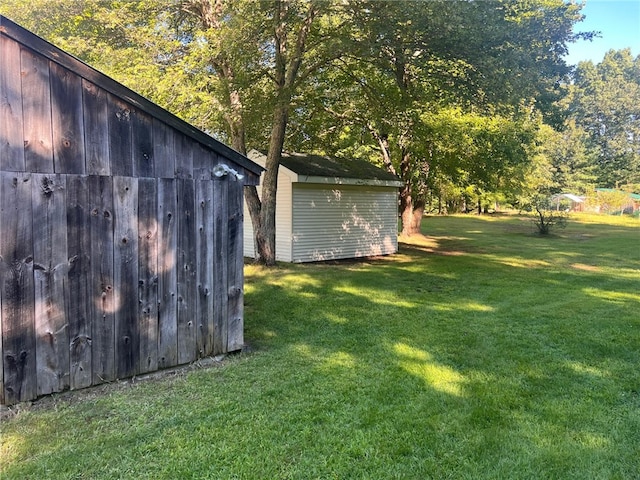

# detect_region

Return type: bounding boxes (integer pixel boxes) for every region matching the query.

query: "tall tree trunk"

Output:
[375,136,424,236]
[398,150,424,235]
[188,0,319,265]
[400,196,425,235]
[244,185,261,258]
[247,0,318,266]
[255,104,289,266]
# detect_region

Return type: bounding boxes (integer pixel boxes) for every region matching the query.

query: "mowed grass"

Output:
[1,213,639,479]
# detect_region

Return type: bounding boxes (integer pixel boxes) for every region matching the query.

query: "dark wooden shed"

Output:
[0,15,263,405]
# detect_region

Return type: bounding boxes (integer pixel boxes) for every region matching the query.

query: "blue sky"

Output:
[565,0,640,65]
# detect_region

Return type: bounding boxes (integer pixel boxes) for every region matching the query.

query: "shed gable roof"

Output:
[248,150,402,187]
[0,14,263,177]
[551,193,585,203]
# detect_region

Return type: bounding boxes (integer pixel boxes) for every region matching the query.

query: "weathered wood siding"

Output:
[291,184,399,262]
[0,17,260,405]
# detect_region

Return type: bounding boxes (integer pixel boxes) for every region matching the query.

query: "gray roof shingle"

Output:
[280,152,400,182]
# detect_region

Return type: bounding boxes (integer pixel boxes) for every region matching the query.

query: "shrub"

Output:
[531,197,568,234]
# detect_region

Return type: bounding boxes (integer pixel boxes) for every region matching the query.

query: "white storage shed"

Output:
[244,151,403,263]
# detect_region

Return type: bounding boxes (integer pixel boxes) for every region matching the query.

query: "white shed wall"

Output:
[243,165,294,262]
[291,184,398,262]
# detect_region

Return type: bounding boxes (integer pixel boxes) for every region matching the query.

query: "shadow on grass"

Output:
[240,214,640,477]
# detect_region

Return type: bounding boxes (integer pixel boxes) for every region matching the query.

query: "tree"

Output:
[592,189,633,215]
[1,0,590,245]
[1,0,232,136]
[290,0,585,233]
[178,0,342,265]
[2,0,348,265]
[531,195,568,235]
[568,50,640,190]
[535,120,597,195]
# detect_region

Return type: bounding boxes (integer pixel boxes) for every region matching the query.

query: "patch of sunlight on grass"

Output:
[571,263,600,272]
[396,264,458,278]
[571,213,640,226]
[399,234,471,256]
[326,313,348,324]
[392,343,465,397]
[430,304,456,312]
[566,361,609,378]
[583,287,640,304]
[289,344,355,371]
[397,233,440,249]
[245,266,323,292]
[278,274,322,290]
[490,256,552,269]
[298,291,318,299]
[430,301,494,312]
[0,433,23,465]
[598,267,640,280]
[555,252,583,257]
[243,263,281,279]
[464,301,495,312]
[323,351,356,370]
[385,252,418,264]
[333,286,418,308]
[292,343,313,357]
[573,431,611,449]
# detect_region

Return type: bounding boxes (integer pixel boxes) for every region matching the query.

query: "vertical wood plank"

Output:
[21,47,53,173]
[113,176,139,378]
[132,109,154,178]
[108,94,133,177]
[227,177,244,352]
[32,174,69,396]
[196,179,214,357]
[193,144,216,181]
[50,62,85,174]
[0,172,36,404]
[88,175,116,384]
[83,80,110,175]
[157,178,177,368]
[0,35,25,172]
[66,175,92,390]
[174,132,193,180]
[177,178,197,363]
[138,178,158,373]
[152,119,175,179]
[212,176,228,355]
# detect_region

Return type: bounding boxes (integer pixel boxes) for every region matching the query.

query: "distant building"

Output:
[595,189,640,214]
[550,193,586,212]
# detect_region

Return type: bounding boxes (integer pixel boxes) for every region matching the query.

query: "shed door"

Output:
[291,184,398,263]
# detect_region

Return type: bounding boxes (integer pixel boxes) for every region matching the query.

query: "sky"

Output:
[565,0,640,65]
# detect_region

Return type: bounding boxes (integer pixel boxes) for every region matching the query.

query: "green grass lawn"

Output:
[2,213,639,479]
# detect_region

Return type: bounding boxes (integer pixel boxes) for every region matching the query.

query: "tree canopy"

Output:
[3,0,632,253]
[567,49,640,190]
